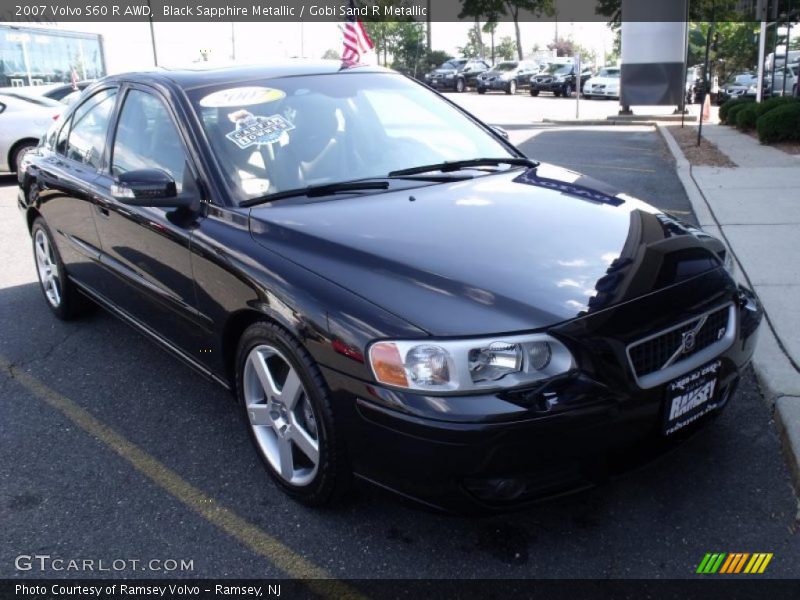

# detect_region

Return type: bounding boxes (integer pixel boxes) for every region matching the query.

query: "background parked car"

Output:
[425,58,490,93]
[39,81,93,102]
[583,66,620,100]
[530,62,593,98]
[0,92,63,173]
[765,64,799,98]
[476,60,538,95]
[717,73,758,103]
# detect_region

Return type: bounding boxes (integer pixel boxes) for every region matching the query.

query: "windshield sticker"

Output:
[226,110,294,149]
[200,86,286,108]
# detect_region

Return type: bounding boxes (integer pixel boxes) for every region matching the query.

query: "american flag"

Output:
[341,0,374,64]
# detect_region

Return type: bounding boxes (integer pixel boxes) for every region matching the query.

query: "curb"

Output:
[658,123,800,491]
[542,118,659,126]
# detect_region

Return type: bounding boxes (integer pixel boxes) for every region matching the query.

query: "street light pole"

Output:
[698,2,716,147]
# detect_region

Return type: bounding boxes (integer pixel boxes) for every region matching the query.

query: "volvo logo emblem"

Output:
[681,331,697,354]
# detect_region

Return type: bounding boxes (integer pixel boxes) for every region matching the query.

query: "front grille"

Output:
[626,304,735,388]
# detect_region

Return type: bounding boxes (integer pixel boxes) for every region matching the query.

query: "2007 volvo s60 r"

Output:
[18,63,762,512]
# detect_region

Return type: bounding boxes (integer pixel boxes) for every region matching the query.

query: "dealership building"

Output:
[0,24,106,87]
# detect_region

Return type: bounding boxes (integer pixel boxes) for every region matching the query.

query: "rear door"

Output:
[33,87,118,287]
[91,84,210,355]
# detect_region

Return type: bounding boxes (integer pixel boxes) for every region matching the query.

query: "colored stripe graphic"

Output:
[733,553,750,573]
[696,553,713,573]
[698,553,727,574]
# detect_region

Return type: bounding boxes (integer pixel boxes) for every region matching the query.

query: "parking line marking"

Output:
[1,356,363,599]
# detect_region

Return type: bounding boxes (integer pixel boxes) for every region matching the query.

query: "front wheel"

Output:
[530,89,540,97]
[31,217,93,320]
[236,321,350,506]
[455,77,466,93]
[563,84,573,98]
[506,80,517,95]
[477,87,486,95]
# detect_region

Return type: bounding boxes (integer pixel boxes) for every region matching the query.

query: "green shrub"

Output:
[756,103,800,143]
[736,103,759,130]
[725,101,753,125]
[756,95,799,117]
[720,97,753,124]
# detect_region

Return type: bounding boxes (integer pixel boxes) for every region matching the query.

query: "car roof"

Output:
[103,61,393,91]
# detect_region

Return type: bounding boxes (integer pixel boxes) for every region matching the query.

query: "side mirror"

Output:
[111,168,191,208]
[490,125,509,140]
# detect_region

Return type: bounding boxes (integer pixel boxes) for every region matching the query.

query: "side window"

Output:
[112,89,188,192]
[66,89,117,168]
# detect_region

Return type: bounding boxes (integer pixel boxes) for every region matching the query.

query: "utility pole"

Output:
[426,0,431,52]
[146,0,158,66]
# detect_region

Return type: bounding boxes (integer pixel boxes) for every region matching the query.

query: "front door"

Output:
[91,85,210,355]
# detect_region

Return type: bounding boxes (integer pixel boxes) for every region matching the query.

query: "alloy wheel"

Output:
[243,344,320,486]
[34,229,62,308]
[456,78,465,93]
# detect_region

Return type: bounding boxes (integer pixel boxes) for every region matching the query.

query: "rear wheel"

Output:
[554,91,562,98]
[11,140,37,173]
[506,80,517,95]
[455,77,466,93]
[236,321,350,505]
[563,83,573,98]
[31,217,93,320]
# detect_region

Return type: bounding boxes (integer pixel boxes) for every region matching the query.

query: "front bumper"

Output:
[429,78,457,90]
[585,87,619,98]
[477,78,513,91]
[323,274,762,513]
[532,81,567,93]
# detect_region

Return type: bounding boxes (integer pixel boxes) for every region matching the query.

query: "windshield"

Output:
[547,64,573,75]
[189,72,513,203]
[598,68,620,78]
[439,61,460,70]
[727,74,755,85]
[494,62,518,71]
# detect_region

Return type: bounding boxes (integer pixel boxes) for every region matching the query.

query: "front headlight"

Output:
[555,75,566,82]
[445,73,455,79]
[368,334,575,393]
[722,249,737,279]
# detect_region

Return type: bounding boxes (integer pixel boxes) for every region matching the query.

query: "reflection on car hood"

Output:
[249,164,724,336]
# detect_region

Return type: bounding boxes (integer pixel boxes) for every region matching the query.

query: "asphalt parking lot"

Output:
[1,96,799,582]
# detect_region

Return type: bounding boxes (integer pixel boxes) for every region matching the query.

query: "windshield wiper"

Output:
[388,157,539,177]
[240,180,390,208]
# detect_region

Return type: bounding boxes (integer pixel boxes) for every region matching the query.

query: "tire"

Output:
[506,80,517,95]
[455,77,466,93]
[477,87,486,95]
[554,91,562,98]
[530,89,539,97]
[236,321,350,506]
[564,84,573,98]
[31,217,93,321]
[11,141,37,173]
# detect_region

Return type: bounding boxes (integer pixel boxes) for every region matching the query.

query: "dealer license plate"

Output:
[663,360,722,435]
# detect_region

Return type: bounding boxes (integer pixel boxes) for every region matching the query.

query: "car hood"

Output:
[249,164,724,337]
[587,76,620,86]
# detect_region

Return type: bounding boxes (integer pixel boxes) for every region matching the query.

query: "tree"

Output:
[321,48,340,60]
[459,25,489,59]
[501,1,555,60]
[495,36,518,61]
[547,38,574,57]
[459,0,554,60]
[688,22,759,83]
[482,20,498,64]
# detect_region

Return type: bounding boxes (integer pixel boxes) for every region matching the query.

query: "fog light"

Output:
[529,341,552,371]
[469,342,522,382]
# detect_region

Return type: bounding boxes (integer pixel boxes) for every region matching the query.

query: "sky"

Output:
[4,20,616,73]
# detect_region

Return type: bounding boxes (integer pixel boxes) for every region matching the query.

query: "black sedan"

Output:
[17,63,762,512]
